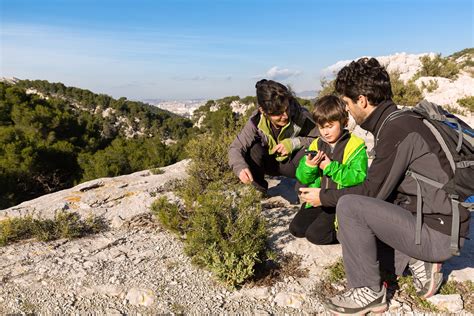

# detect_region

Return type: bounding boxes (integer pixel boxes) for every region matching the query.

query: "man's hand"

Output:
[299,187,322,207]
[271,143,289,156]
[239,168,254,184]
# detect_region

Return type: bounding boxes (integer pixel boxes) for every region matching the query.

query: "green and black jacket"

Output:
[296,130,368,209]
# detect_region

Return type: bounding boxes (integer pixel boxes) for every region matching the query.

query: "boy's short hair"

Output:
[335,57,393,105]
[255,79,297,115]
[312,95,348,126]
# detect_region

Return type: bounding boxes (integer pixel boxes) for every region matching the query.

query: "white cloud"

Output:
[263,66,301,80]
[320,59,353,78]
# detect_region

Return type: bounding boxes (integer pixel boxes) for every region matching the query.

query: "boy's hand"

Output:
[305,150,325,167]
[319,153,331,170]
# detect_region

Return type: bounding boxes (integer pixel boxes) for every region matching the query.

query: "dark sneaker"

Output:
[323,286,387,315]
[408,259,443,298]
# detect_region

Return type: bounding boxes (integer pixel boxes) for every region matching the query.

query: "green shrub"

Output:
[317,78,336,100]
[0,216,36,245]
[327,258,346,283]
[397,275,439,312]
[154,118,270,288]
[178,129,239,208]
[150,167,164,175]
[184,183,268,288]
[150,196,189,235]
[457,96,474,112]
[0,211,107,246]
[390,72,424,106]
[449,48,474,70]
[445,105,466,115]
[414,54,459,80]
[420,79,439,93]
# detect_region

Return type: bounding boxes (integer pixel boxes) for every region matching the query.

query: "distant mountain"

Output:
[296,90,318,99]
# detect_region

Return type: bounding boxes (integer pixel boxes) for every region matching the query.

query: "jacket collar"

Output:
[360,100,398,135]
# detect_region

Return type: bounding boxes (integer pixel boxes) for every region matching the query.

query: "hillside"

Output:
[324,49,474,115]
[0,79,195,209]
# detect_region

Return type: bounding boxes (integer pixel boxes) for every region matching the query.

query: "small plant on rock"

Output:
[390,72,424,106]
[457,96,474,112]
[0,211,107,246]
[414,54,460,80]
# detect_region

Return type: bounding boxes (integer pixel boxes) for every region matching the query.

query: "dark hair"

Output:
[335,57,393,105]
[312,95,348,126]
[255,79,296,115]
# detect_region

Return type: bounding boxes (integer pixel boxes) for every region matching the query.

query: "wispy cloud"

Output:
[253,66,302,81]
[266,66,301,80]
[320,60,352,78]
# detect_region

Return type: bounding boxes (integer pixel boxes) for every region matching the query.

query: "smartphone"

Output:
[304,149,318,157]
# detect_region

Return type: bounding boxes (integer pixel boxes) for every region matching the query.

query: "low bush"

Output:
[0,211,107,246]
[185,183,268,287]
[153,110,270,287]
[457,96,474,112]
[414,54,459,80]
[420,79,439,93]
[151,196,189,235]
[390,72,424,106]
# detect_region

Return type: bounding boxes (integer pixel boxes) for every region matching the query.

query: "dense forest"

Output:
[0,80,198,209]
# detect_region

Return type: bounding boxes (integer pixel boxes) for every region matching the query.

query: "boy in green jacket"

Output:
[290,95,368,244]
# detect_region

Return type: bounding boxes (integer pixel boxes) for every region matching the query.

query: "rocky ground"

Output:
[0,159,473,314]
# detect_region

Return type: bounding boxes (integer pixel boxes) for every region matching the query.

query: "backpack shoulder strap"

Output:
[372,108,419,150]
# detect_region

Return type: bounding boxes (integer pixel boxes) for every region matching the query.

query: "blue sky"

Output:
[1,0,473,100]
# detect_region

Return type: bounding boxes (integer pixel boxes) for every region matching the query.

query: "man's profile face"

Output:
[342,96,366,125]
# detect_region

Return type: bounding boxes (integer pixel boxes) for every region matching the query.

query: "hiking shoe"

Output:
[323,286,387,315]
[408,259,443,298]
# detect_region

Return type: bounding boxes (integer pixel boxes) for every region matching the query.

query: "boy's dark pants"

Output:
[289,205,337,245]
[245,141,306,191]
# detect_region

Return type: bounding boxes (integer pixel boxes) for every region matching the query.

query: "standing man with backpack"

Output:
[299,57,471,315]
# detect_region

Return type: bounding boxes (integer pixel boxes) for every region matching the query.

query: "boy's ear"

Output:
[343,118,349,128]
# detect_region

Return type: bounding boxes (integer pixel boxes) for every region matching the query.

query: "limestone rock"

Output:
[273,292,306,308]
[241,287,271,300]
[427,294,464,313]
[125,288,156,307]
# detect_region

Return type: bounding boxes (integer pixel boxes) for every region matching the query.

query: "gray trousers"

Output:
[337,194,454,288]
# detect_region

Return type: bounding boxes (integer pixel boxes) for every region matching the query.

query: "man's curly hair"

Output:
[335,57,393,106]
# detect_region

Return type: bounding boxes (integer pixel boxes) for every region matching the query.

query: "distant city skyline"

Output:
[1,0,472,100]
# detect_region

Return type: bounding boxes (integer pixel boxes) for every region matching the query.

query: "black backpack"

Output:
[375,100,474,255]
